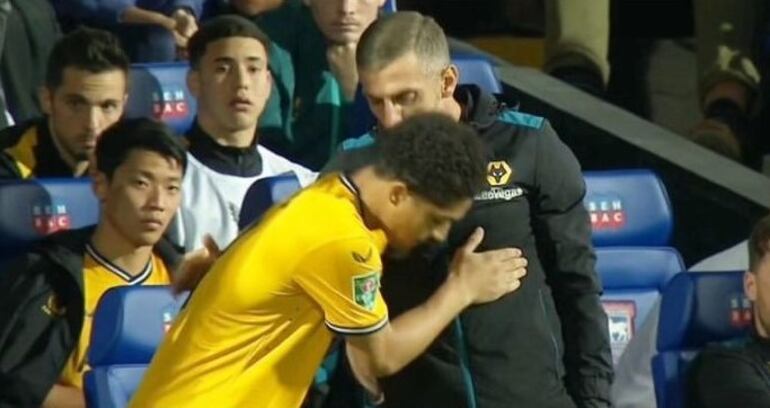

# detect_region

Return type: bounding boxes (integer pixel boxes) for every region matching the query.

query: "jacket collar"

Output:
[454,84,504,130]
[186,120,263,177]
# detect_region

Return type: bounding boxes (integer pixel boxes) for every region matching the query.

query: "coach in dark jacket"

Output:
[326,12,612,408]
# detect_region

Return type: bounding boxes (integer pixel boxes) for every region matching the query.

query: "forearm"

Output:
[349,275,469,378]
[42,384,85,408]
[381,275,469,374]
[120,6,175,30]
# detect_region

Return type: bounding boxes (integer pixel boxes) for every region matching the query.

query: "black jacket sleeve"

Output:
[531,122,614,407]
[688,346,770,408]
[0,254,74,408]
[0,151,20,179]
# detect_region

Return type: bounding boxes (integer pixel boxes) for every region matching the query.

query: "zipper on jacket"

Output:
[453,317,478,408]
[538,289,562,374]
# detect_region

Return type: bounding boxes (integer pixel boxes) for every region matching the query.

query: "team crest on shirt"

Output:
[486,161,513,186]
[474,161,524,202]
[352,272,379,311]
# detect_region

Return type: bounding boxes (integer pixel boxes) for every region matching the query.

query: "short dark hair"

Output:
[188,15,272,69]
[357,11,450,74]
[45,26,130,90]
[749,214,770,273]
[96,118,187,180]
[373,113,486,207]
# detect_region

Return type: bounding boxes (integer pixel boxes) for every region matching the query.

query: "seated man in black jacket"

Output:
[0,26,128,179]
[327,11,613,408]
[0,118,186,408]
[688,214,770,408]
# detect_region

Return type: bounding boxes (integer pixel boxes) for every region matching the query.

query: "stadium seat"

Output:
[238,172,302,230]
[382,0,397,13]
[585,169,681,363]
[84,365,147,408]
[597,247,684,363]
[0,178,98,260]
[652,271,750,408]
[584,169,673,247]
[85,286,188,408]
[126,63,196,135]
[451,53,503,94]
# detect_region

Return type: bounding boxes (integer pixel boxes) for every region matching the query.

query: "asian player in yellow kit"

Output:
[130,114,528,407]
[0,118,186,408]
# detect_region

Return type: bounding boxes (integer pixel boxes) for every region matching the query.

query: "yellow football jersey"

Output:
[59,245,171,389]
[130,174,388,408]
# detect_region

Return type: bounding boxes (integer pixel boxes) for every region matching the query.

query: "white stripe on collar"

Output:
[85,244,153,285]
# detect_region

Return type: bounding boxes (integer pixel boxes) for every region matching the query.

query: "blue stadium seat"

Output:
[0,178,98,259]
[451,53,503,94]
[85,286,188,408]
[584,169,673,247]
[238,172,302,230]
[84,365,147,408]
[126,63,196,135]
[652,271,750,408]
[382,0,397,13]
[597,247,684,363]
[585,169,681,363]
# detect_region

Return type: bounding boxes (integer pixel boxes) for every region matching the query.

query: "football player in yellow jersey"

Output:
[131,113,528,408]
[0,118,187,408]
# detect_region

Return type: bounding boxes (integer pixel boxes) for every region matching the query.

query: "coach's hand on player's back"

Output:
[448,227,527,305]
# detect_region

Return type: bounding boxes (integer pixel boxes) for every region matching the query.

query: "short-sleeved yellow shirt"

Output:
[130,174,388,408]
[59,246,170,389]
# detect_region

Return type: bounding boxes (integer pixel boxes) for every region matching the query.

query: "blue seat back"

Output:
[652,271,750,408]
[84,365,147,408]
[238,173,302,230]
[126,63,196,135]
[452,53,503,94]
[85,286,188,408]
[382,0,397,13]
[0,178,98,259]
[89,285,188,366]
[597,247,684,362]
[584,169,673,247]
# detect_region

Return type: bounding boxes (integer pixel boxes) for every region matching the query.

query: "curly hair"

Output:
[373,113,487,207]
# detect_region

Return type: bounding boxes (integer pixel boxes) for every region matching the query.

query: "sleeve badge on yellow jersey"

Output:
[352,272,379,311]
[351,247,374,264]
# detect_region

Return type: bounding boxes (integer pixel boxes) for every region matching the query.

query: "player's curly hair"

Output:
[373,113,487,207]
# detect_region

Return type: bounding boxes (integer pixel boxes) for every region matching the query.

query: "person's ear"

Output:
[91,171,109,203]
[187,69,200,99]
[39,86,53,115]
[745,270,758,302]
[388,182,410,208]
[440,64,459,98]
